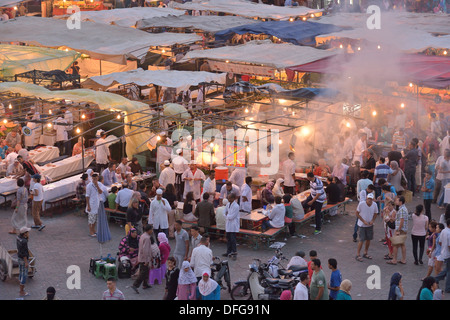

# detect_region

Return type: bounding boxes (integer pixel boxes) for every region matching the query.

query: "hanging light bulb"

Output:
[3,119,7,124]
[76,128,81,134]
[409,83,413,87]
[278,139,282,145]
[246,146,251,153]
[245,108,249,113]
[8,104,12,109]
[49,109,52,114]
[400,103,405,108]
[47,123,53,128]
[339,44,343,49]
[346,122,351,128]
[310,14,314,18]
[81,114,86,119]
[372,110,377,116]
[302,17,307,21]
[444,50,448,55]
[156,135,161,141]
[289,17,294,22]
[357,47,361,51]
[117,113,121,120]
[162,49,166,53]
[377,45,381,49]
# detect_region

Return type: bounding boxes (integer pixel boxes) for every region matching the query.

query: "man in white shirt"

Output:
[239,176,252,214]
[287,251,308,269]
[219,181,240,205]
[262,196,285,231]
[201,170,216,204]
[182,163,205,201]
[355,193,378,262]
[6,159,23,176]
[115,184,134,213]
[229,167,246,188]
[101,162,117,187]
[148,188,172,236]
[353,132,367,164]
[293,273,309,300]
[282,152,296,195]
[172,149,189,200]
[95,131,110,174]
[156,132,172,174]
[117,157,129,179]
[86,172,103,237]
[159,160,175,189]
[30,174,45,231]
[190,235,213,281]
[223,193,240,259]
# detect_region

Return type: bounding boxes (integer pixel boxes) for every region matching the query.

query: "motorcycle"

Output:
[230,258,298,300]
[210,256,232,293]
[266,242,308,279]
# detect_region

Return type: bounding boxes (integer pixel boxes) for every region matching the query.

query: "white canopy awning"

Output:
[0,0,27,7]
[136,15,258,33]
[82,68,227,92]
[316,12,450,52]
[0,17,201,64]
[180,40,336,70]
[0,44,80,78]
[54,7,187,28]
[170,0,322,20]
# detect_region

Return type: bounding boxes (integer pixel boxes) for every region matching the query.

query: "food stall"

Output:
[52,0,107,16]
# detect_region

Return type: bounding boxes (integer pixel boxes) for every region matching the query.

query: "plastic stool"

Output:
[103,263,118,280]
[148,267,163,285]
[94,261,106,279]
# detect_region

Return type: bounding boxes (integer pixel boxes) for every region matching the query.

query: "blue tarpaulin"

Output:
[215,20,346,46]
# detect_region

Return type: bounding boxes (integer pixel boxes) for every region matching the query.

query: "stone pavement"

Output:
[0,195,448,300]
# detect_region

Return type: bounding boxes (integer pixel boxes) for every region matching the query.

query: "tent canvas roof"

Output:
[180,40,336,69]
[0,44,80,78]
[53,7,186,28]
[0,17,201,64]
[82,68,227,92]
[215,20,346,46]
[136,15,259,33]
[171,0,322,20]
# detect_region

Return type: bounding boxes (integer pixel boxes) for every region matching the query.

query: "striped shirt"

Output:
[310,177,326,203]
[102,288,125,300]
[374,164,393,185]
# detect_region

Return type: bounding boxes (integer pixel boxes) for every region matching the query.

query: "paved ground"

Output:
[0,195,448,300]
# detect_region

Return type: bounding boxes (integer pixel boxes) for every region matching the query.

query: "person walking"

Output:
[435,218,450,293]
[30,174,45,231]
[131,224,154,294]
[417,276,438,300]
[149,189,172,238]
[421,170,435,221]
[164,257,179,300]
[411,204,429,265]
[17,227,31,297]
[327,258,342,300]
[190,235,213,282]
[173,220,190,269]
[355,193,378,262]
[10,178,28,235]
[223,193,240,259]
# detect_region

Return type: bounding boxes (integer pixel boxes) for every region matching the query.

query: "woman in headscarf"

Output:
[336,279,352,300]
[280,290,292,300]
[158,232,171,282]
[261,181,275,207]
[148,237,162,286]
[118,227,140,273]
[177,261,197,300]
[387,161,405,194]
[196,270,220,300]
[273,178,285,198]
[388,272,404,300]
[164,256,179,300]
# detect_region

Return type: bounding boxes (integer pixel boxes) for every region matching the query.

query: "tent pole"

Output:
[99,60,102,76]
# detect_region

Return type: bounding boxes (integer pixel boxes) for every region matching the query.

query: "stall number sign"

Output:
[208,60,274,77]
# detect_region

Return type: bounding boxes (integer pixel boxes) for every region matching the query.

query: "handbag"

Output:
[390,234,407,246]
[386,220,396,229]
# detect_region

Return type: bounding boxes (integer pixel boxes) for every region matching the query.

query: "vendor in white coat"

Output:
[156,132,173,173]
[159,160,175,189]
[182,163,206,201]
[54,114,68,155]
[201,170,216,204]
[223,193,240,258]
[172,149,189,200]
[148,188,172,237]
[85,172,103,237]
[239,176,253,214]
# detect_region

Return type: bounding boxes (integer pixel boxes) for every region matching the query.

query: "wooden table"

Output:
[240,210,268,231]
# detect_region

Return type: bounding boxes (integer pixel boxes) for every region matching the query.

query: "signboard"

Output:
[208,60,275,77]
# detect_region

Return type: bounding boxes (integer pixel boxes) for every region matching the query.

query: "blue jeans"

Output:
[18,258,28,285]
[353,217,359,241]
[437,178,450,207]
[435,257,450,292]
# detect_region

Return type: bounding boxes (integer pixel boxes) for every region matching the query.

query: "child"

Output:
[423,221,437,280]
[421,170,435,222]
[107,186,118,209]
[328,258,342,300]
[383,200,396,260]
